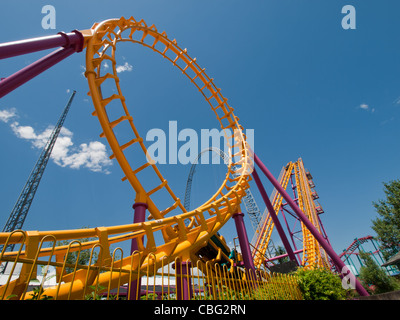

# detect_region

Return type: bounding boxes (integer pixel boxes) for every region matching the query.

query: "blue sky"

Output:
[1,1,400,258]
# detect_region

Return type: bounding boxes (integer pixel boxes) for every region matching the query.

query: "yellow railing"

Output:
[0,235,302,300]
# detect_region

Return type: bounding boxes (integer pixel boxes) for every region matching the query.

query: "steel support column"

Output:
[129,202,148,300]
[252,168,298,265]
[0,31,84,98]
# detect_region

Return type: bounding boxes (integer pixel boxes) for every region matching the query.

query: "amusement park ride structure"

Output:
[251,159,331,271]
[0,91,76,273]
[184,147,263,234]
[340,236,399,276]
[0,17,370,299]
[1,92,75,244]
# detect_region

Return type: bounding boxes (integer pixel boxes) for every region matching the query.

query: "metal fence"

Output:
[0,230,302,300]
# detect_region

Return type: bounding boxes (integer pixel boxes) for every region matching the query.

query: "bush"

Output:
[358,251,400,295]
[295,267,348,300]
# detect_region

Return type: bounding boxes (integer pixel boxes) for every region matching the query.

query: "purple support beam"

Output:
[175,261,192,300]
[233,212,258,289]
[0,31,84,59]
[253,153,369,296]
[130,202,148,252]
[232,212,256,272]
[317,214,331,246]
[0,30,84,99]
[129,202,148,300]
[0,47,74,99]
[280,206,301,257]
[266,249,304,264]
[252,168,298,265]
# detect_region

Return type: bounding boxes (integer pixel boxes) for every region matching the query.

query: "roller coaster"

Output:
[0,16,369,299]
[340,236,399,277]
[252,158,331,271]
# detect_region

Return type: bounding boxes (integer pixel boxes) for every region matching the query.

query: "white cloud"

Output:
[393,97,400,105]
[80,65,86,77]
[11,122,37,140]
[359,103,375,113]
[116,62,133,73]
[0,108,17,123]
[54,140,112,173]
[1,109,112,174]
[81,61,131,74]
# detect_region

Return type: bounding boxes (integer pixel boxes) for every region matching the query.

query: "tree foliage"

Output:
[294,267,348,300]
[56,232,98,274]
[371,179,400,267]
[275,245,289,264]
[358,251,400,294]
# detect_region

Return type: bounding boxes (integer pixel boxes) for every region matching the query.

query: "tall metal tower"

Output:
[1,91,76,258]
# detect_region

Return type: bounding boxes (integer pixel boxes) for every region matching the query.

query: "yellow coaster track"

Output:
[252,159,330,270]
[0,16,253,300]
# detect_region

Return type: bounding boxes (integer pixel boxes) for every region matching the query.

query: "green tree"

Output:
[358,251,400,295]
[275,245,289,264]
[371,179,400,269]
[294,267,348,300]
[56,229,99,274]
[57,238,98,273]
